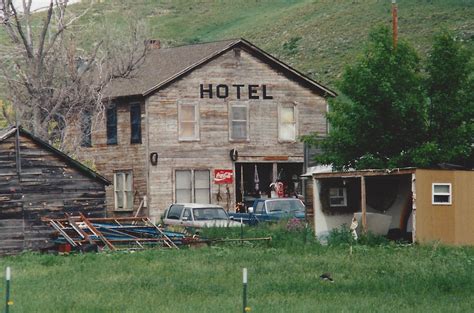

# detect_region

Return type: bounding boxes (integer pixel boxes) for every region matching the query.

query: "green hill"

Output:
[79,0,473,87]
[1,0,473,91]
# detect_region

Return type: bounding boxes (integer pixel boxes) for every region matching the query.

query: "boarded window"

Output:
[175,170,210,203]
[80,110,92,147]
[432,183,452,205]
[114,171,133,210]
[230,103,248,140]
[279,105,296,141]
[179,103,199,140]
[106,105,117,145]
[130,103,141,144]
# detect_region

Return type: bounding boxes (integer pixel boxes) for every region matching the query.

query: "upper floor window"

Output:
[114,171,133,210]
[80,110,92,147]
[178,102,199,141]
[432,183,452,205]
[279,105,297,141]
[130,103,142,144]
[106,104,117,145]
[230,102,248,141]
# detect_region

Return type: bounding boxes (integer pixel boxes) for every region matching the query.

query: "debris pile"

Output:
[42,213,193,251]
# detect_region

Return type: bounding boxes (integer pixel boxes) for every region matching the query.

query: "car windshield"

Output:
[266,200,305,213]
[193,208,229,221]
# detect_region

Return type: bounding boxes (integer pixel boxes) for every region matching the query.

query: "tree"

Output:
[303,27,427,170]
[419,32,473,167]
[0,0,148,151]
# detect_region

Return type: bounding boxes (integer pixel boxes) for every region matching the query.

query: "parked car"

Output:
[163,203,243,228]
[229,198,306,225]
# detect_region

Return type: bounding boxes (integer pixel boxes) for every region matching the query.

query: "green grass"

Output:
[0,224,473,312]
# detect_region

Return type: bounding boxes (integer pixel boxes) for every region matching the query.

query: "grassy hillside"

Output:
[77,0,473,87]
[0,229,473,312]
[0,0,472,125]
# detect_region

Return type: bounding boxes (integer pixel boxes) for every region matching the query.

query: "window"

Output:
[114,171,133,210]
[279,105,297,141]
[80,110,92,147]
[255,201,265,214]
[130,103,141,144]
[432,183,452,205]
[106,104,117,145]
[178,103,199,140]
[167,204,184,220]
[175,170,210,203]
[182,208,192,220]
[329,187,347,207]
[230,102,248,140]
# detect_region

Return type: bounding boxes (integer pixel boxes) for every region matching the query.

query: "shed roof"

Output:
[0,126,111,185]
[102,38,337,99]
[311,168,416,179]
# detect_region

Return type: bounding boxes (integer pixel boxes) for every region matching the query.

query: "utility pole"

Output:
[392,0,398,49]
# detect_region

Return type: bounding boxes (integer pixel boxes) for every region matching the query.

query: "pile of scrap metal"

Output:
[42,213,200,252]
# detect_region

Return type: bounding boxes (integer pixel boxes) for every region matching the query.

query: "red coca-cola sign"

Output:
[214,169,234,184]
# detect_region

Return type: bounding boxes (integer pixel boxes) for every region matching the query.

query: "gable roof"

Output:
[102,38,336,100]
[0,126,110,185]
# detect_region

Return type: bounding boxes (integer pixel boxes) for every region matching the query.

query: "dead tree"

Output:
[0,0,148,152]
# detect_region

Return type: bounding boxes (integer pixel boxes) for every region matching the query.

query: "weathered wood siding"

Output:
[76,101,147,216]
[147,48,328,217]
[0,134,106,254]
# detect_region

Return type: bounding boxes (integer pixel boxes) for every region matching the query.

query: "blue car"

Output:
[229,198,306,225]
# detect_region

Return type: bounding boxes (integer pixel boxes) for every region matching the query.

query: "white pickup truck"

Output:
[163,203,243,228]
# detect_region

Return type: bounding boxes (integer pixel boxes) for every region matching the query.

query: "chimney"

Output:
[145,39,161,49]
[392,0,398,49]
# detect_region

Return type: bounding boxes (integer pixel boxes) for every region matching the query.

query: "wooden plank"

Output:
[361,176,367,234]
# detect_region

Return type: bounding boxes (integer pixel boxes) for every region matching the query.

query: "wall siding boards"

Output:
[0,134,106,254]
[147,48,327,217]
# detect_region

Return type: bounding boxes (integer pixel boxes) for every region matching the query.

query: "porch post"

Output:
[361,175,367,234]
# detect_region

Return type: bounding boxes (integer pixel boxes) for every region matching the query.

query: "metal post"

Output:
[242,268,248,313]
[240,218,244,246]
[5,267,11,313]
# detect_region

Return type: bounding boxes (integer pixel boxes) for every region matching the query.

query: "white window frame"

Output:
[174,169,211,203]
[278,104,298,142]
[329,187,347,207]
[178,102,200,141]
[229,101,249,141]
[114,171,133,211]
[432,183,452,205]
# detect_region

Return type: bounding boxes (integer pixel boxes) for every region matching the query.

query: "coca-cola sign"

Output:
[214,169,234,184]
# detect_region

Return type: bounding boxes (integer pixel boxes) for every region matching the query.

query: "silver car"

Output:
[163,203,243,228]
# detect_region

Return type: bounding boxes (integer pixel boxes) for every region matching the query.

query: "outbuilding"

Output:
[311,168,474,245]
[0,126,110,254]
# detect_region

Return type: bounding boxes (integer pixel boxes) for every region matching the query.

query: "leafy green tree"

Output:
[420,32,473,167]
[303,27,427,170]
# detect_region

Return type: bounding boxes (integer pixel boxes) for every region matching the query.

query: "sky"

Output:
[12,0,82,12]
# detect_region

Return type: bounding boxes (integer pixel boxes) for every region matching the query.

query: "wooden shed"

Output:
[0,126,110,255]
[311,168,474,245]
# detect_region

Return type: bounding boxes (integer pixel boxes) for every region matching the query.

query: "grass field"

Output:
[0,225,473,312]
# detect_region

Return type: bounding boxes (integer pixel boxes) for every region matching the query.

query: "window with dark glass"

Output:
[106,104,117,145]
[130,103,141,144]
[80,110,92,147]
